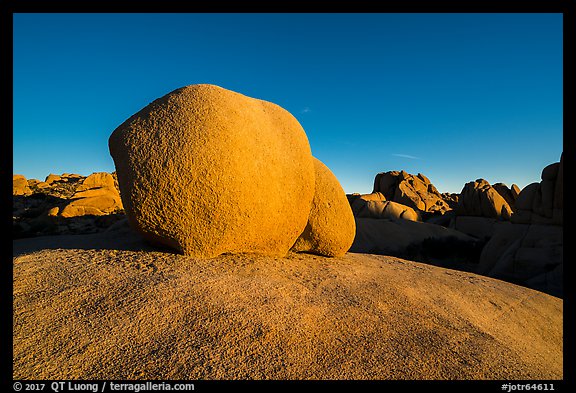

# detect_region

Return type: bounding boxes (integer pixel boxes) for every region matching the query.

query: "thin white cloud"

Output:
[300,107,311,114]
[392,153,421,160]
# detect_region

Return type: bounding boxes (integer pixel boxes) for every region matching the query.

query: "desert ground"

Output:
[13,222,562,380]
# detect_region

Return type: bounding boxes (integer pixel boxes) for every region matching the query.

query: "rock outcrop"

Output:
[473,154,564,296]
[441,193,459,209]
[12,172,124,238]
[109,84,316,258]
[59,172,123,218]
[511,154,563,226]
[13,175,32,196]
[455,179,513,220]
[291,158,355,257]
[492,183,518,209]
[13,242,562,380]
[350,193,420,221]
[373,170,450,214]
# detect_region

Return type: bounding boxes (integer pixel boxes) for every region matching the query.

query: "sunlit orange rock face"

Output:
[373,170,451,215]
[110,84,354,258]
[291,158,356,257]
[59,172,123,218]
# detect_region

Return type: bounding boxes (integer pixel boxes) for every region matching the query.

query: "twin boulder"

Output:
[109,84,354,258]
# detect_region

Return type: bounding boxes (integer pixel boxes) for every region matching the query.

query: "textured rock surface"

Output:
[456,179,513,220]
[13,175,32,196]
[373,170,450,214]
[13,234,562,380]
[109,84,315,258]
[291,158,355,257]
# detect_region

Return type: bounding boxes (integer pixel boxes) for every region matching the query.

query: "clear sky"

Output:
[13,13,562,194]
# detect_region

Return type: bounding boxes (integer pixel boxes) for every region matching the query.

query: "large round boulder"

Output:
[109,84,315,258]
[291,158,355,257]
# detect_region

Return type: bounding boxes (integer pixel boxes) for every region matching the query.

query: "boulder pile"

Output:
[372,170,451,215]
[12,172,124,238]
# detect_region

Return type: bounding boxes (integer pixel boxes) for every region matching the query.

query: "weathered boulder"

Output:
[109,84,316,258]
[373,170,450,214]
[351,193,420,221]
[510,184,521,200]
[60,172,123,218]
[13,175,32,196]
[455,179,512,220]
[492,183,516,209]
[45,174,62,184]
[291,158,355,257]
[511,154,563,226]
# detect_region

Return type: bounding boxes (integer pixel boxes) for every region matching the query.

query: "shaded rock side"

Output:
[291,158,355,257]
[478,222,562,297]
[373,170,451,214]
[349,217,479,262]
[511,153,563,226]
[492,183,517,209]
[109,84,315,258]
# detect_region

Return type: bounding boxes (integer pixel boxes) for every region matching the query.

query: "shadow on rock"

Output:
[12,218,165,258]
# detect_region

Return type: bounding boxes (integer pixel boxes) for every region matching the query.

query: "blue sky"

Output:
[13,13,562,194]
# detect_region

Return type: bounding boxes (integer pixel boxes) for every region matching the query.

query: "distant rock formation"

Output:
[373,170,451,215]
[474,154,564,296]
[492,183,519,209]
[291,158,355,257]
[13,175,32,196]
[109,84,349,258]
[349,192,420,221]
[511,154,563,226]
[12,172,124,238]
[350,154,563,297]
[441,192,459,209]
[59,172,123,218]
[455,179,513,220]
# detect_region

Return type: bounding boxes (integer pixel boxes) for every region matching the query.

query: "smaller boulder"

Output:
[291,158,355,257]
